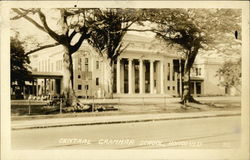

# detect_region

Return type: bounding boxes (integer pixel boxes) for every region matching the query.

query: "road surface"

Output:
[12,116,241,149]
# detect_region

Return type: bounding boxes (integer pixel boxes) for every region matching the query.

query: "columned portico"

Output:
[115,58,168,96]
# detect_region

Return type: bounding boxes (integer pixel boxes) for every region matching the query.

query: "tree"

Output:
[142,8,241,104]
[216,59,241,92]
[11,35,31,86]
[11,8,100,107]
[87,9,141,97]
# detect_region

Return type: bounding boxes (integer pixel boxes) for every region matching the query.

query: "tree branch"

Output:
[37,9,61,42]
[70,33,89,54]
[58,8,69,35]
[69,30,77,42]
[12,8,46,32]
[11,9,32,20]
[25,43,60,55]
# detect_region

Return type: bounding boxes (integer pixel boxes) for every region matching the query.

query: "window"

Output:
[78,75,81,79]
[42,60,45,71]
[167,63,170,81]
[78,58,82,71]
[51,63,53,72]
[196,82,201,94]
[85,85,89,90]
[96,61,99,69]
[196,68,199,76]
[56,60,62,71]
[154,80,156,87]
[198,68,201,76]
[85,58,89,71]
[167,86,170,90]
[96,78,99,86]
[85,58,89,64]
[45,60,47,72]
[48,59,50,72]
[78,85,82,90]
[38,61,41,71]
[173,86,175,90]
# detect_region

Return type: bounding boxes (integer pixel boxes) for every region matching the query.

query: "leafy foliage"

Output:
[216,59,241,88]
[142,9,241,71]
[11,36,31,85]
[88,8,141,62]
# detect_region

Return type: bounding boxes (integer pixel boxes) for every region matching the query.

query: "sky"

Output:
[10,8,241,61]
[10,8,156,53]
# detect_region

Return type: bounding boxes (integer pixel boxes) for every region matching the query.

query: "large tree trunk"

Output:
[61,46,79,106]
[181,48,200,105]
[103,57,114,98]
[181,68,192,104]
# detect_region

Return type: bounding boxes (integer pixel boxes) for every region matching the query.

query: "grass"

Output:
[11,98,241,121]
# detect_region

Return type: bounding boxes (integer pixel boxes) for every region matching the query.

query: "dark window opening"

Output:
[96,61,99,69]
[78,85,82,90]
[96,78,99,86]
[85,85,89,90]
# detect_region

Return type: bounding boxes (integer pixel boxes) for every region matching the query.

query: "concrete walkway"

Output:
[12,110,241,130]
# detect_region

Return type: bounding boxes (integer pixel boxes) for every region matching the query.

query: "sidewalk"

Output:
[12,110,241,130]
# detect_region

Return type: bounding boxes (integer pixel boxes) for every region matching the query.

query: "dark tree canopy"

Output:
[11,36,31,85]
[88,8,141,62]
[138,8,241,103]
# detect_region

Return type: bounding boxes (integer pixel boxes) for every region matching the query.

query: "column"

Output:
[160,61,164,94]
[139,59,144,94]
[150,60,154,94]
[128,58,133,94]
[116,58,121,93]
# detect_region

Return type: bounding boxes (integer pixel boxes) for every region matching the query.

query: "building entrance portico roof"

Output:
[31,71,63,79]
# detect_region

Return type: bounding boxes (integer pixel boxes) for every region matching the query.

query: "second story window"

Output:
[96,77,99,86]
[85,58,89,72]
[78,85,82,90]
[196,68,199,76]
[85,85,89,90]
[96,61,99,69]
[78,58,82,71]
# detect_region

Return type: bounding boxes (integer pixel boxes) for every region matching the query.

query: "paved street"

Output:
[12,116,240,150]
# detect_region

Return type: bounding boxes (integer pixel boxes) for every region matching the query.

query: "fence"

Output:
[11,96,180,116]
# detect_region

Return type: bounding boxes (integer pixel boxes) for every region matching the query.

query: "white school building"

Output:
[26,34,239,99]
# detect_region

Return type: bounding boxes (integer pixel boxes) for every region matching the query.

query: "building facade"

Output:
[27,34,237,99]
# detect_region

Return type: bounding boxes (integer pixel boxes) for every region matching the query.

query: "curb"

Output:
[12,112,241,130]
